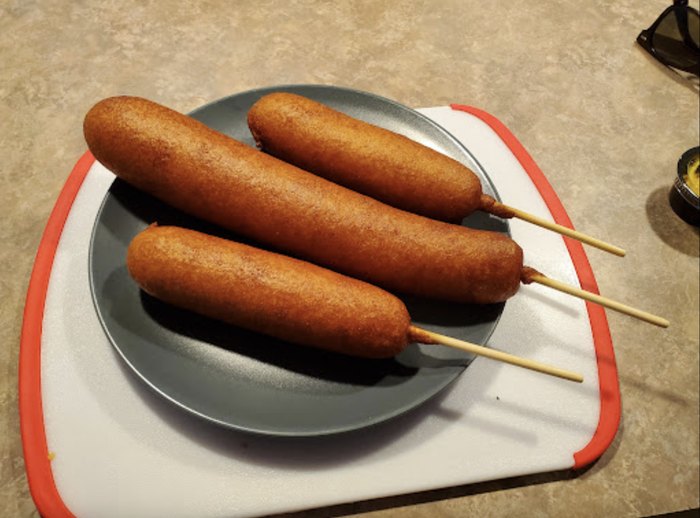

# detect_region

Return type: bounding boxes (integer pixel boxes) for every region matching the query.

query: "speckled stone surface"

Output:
[1,1,698,517]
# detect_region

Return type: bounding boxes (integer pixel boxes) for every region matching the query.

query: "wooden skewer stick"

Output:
[410,326,583,383]
[504,205,626,257]
[527,272,670,328]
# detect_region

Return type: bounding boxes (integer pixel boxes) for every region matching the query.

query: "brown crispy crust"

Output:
[247,92,483,223]
[127,226,411,358]
[85,96,522,304]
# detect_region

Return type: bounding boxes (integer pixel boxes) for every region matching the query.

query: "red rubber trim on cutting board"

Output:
[450,104,620,469]
[19,152,94,518]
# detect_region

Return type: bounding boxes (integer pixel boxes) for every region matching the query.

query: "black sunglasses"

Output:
[637,0,700,77]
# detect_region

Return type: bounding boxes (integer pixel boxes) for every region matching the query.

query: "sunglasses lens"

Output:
[652,9,700,69]
[690,11,699,47]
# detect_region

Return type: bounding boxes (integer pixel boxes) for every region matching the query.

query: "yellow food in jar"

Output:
[684,155,700,197]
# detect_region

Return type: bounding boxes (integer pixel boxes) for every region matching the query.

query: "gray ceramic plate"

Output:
[89,85,509,436]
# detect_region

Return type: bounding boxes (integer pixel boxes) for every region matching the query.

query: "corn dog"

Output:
[247,91,513,222]
[128,225,411,358]
[84,96,523,304]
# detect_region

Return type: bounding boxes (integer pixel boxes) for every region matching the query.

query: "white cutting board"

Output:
[20,106,619,518]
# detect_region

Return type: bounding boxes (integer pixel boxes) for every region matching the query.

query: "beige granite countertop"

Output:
[1,1,698,516]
